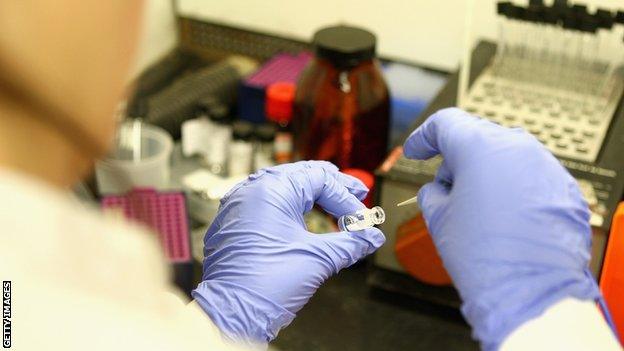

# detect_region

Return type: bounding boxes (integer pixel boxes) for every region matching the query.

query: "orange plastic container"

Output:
[600,202,624,343]
[394,214,452,286]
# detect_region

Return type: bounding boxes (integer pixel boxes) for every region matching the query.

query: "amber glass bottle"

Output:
[293,25,390,172]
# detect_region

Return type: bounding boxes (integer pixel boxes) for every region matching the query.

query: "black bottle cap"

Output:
[562,10,578,30]
[579,14,599,33]
[313,25,376,69]
[497,1,511,16]
[232,120,254,141]
[208,103,230,125]
[595,9,614,29]
[529,0,544,7]
[552,0,569,22]
[254,124,276,143]
[543,8,559,25]
[195,96,218,117]
[525,5,544,23]
[553,0,568,9]
[510,5,526,21]
[572,4,588,15]
[512,5,527,20]
[616,11,624,24]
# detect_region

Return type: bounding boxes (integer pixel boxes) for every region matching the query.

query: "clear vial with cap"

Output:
[338,206,385,232]
[204,103,232,176]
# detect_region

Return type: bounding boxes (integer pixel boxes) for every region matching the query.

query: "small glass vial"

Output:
[228,120,254,176]
[204,103,232,176]
[182,100,214,157]
[254,123,276,171]
[338,206,385,232]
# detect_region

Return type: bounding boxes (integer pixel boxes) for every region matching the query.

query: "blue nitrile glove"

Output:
[192,161,385,346]
[403,108,601,350]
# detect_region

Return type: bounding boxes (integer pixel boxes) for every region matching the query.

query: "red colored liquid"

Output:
[293,59,390,172]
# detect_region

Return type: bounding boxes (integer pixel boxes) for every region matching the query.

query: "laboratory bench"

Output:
[185,250,477,351]
[271,262,478,351]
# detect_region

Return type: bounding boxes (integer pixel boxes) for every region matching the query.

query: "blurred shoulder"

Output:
[0,168,169,297]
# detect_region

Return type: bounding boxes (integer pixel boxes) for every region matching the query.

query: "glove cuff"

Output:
[192,280,296,345]
[463,269,601,351]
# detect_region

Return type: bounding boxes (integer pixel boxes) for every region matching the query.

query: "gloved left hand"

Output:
[192,161,385,346]
[403,108,602,350]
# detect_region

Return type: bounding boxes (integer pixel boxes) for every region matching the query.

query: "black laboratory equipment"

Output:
[144,57,257,139]
[125,51,257,139]
[126,49,203,118]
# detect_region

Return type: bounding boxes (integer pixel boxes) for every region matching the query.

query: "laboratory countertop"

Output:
[271,263,478,351]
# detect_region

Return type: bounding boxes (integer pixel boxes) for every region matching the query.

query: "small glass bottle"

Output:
[228,120,254,176]
[182,99,214,157]
[338,206,385,232]
[254,123,276,171]
[266,82,296,164]
[204,103,232,176]
[293,25,390,172]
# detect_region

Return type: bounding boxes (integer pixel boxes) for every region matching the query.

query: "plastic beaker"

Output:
[95,122,173,195]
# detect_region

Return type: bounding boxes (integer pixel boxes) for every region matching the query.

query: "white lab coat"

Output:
[0,168,620,350]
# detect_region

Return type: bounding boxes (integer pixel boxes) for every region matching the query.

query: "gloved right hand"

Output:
[403,108,601,351]
[192,161,384,347]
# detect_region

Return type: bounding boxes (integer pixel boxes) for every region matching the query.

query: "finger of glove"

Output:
[263,160,339,175]
[264,161,369,201]
[403,108,480,163]
[305,163,370,201]
[435,160,454,185]
[292,167,365,217]
[310,227,386,273]
[333,172,369,201]
[417,181,451,236]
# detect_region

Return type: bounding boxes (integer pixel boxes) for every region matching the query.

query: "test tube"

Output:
[572,5,589,73]
[615,11,624,71]
[595,9,615,73]
[578,14,600,99]
[551,0,570,88]
[601,12,624,112]
[584,15,600,95]
[511,4,528,81]
[560,11,578,92]
[228,120,254,177]
[338,206,385,232]
[494,1,512,76]
[526,1,545,84]
[542,7,560,87]
[594,9,618,98]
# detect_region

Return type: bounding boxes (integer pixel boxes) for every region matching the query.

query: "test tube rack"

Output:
[460,1,624,163]
[463,65,623,162]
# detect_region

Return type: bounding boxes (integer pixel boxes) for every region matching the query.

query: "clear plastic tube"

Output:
[337,206,385,232]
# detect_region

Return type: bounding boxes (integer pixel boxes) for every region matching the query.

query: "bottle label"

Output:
[206,126,231,165]
[274,132,293,163]
[228,142,253,176]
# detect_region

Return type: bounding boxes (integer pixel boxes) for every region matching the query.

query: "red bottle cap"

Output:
[342,168,375,207]
[265,82,296,124]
